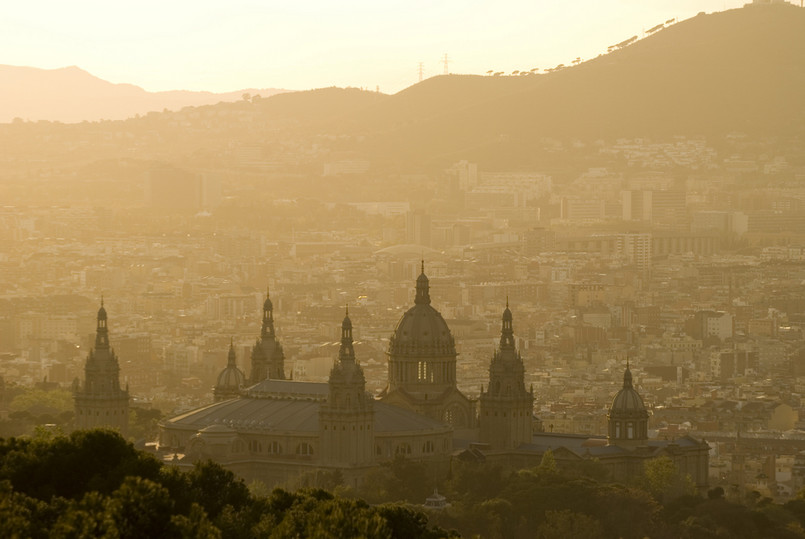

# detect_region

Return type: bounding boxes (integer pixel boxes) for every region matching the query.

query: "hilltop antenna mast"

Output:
[443,53,450,75]
[418,62,424,82]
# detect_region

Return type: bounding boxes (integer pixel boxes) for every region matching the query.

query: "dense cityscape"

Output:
[3,2,805,537]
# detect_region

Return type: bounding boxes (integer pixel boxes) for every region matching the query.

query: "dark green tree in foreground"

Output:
[0,429,454,539]
[7,429,805,538]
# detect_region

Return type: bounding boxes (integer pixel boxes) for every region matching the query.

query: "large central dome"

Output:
[388,266,455,358]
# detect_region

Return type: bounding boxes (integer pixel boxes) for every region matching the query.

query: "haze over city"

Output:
[2,2,805,538]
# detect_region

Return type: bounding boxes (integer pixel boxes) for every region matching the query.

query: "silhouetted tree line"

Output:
[0,429,455,538]
[6,430,805,537]
[420,453,805,539]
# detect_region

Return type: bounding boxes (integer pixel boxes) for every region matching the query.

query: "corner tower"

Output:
[319,307,375,466]
[381,262,474,427]
[480,302,534,449]
[249,287,285,383]
[607,361,649,446]
[74,300,129,436]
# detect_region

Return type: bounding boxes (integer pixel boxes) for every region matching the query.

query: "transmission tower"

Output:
[418,62,424,82]
[443,53,450,75]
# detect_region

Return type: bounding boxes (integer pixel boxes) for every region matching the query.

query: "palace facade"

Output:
[156,264,709,491]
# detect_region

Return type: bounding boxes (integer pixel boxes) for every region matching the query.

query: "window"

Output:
[296,443,314,456]
[395,443,412,455]
[268,441,282,455]
[423,440,434,453]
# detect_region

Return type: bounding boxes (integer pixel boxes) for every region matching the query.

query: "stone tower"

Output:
[214,340,246,402]
[319,307,375,466]
[607,361,649,446]
[74,300,129,436]
[480,302,534,449]
[250,287,285,384]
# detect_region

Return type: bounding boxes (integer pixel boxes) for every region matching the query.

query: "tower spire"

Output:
[262,286,275,338]
[500,302,514,349]
[96,297,109,348]
[228,338,237,367]
[339,305,355,362]
[415,261,431,305]
[623,358,633,389]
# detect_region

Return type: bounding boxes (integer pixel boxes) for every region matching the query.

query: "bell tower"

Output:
[250,286,285,383]
[319,307,374,466]
[74,299,129,436]
[480,301,533,449]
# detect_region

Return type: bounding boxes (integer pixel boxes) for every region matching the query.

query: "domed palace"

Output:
[159,306,452,489]
[157,266,709,492]
[379,262,475,428]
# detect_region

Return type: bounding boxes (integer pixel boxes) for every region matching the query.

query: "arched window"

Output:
[422,440,434,453]
[395,443,412,456]
[268,441,282,455]
[627,422,634,439]
[296,443,314,456]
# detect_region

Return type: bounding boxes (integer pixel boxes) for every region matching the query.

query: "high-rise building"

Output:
[405,210,431,247]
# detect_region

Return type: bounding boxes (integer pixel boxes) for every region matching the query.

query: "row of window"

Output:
[77,409,126,416]
[323,424,371,431]
[237,440,315,456]
[482,410,528,418]
[612,421,646,439]
[376,439,446,457]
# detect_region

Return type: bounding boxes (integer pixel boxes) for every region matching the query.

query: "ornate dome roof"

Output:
[609,364,647,416]
[216,343,246,389]
[388,265,456,357]
[217,366,246,389]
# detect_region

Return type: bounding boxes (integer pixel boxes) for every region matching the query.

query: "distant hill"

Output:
[346,4,805,165]
[3,4,804,168]
[0,65,288,123]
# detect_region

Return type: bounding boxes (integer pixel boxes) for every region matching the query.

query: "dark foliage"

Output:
[0,429,454,538]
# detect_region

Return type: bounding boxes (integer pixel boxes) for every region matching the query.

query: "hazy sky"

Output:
[3,0,750,94]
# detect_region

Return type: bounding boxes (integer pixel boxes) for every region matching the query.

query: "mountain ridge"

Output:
[0,64,289,123]
[3,5,804,168]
